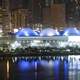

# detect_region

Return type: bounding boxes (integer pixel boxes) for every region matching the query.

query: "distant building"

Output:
[51,4,66,27]
[43,0,66,28]
[0,0,80,33]
[11,9,28,29]
[0,0,11,34]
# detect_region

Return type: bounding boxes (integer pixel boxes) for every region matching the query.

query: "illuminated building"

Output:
[0,0,80,33]
[11,9,28,29]
[0,0,11,34]
[42,0,66,28]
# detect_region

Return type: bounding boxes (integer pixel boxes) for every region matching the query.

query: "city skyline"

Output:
[0,0,80,33]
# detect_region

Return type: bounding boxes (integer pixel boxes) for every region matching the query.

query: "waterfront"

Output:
[0,55,80,80]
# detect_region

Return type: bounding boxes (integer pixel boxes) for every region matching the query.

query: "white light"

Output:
[0,35,2,37]
[49,60,53,67]
[59,42,67,47]
[55,29,60,35]
[63,27,80,36]
[47,32,54,36]
[33,40,41,43]
[45,42,50,46]
[0,29,2,33]
[30,40,41,47]
[14,29,18,33]
[35,28,40,31]
[30,42,38,47]
[68,36,80,42]
[10,41,22,49]
[24,32,29,36]
[19,27,22,29]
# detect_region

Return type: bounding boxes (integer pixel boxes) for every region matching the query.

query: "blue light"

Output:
[54,59,60,80]
[40,60,49,67]
[59,30,64,36]
[63,27,80,36]
[54,59,60,67]
[18,60,30,71]
[34,31,40,35]
[16,28,38,37]
[64,59,68,80]
[40,28,60,37]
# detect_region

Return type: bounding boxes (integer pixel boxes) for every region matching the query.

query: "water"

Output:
[8,56,80,80]
[10,58,35,80]
[37,60,50,80]
[54,57,60,80]
[0,59,7,80]
[63,57,68,80]
[68,55,80,80]
[1,55,80,80]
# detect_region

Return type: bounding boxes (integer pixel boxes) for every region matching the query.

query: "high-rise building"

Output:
[11,9,28,29]
[32,0,43,23]
[51,4,66,27]
[43,0,66,28]
[0,0,80,32]
[0,0,11,34]
[10,0,33,29]
[65,0,80,26]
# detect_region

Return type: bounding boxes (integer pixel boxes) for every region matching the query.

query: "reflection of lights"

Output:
[54,59,60,67]
[64,59,68,68]
[64,59,68,80]
[15,57,17,62]
[7,60,9,79]
[48,60,53,67]
[54,59,59,80]
[68,55,80,70]
[40,60,49,67]
[34,61,37,69]
[18,60,30,71]
[12,58,15,63]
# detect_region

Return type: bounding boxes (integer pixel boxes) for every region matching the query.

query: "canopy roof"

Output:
[16,28,38,37]
[63,27,80,36]
[40,28,59,37]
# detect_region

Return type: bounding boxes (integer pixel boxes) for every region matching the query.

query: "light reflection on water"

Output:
[11,59,35,80]
[9,57,69,80]
[9,56,80,80]
[2,56,80,80]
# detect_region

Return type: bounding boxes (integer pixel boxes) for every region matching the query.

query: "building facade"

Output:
[0,0,80,33]
[0,0,11,34]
